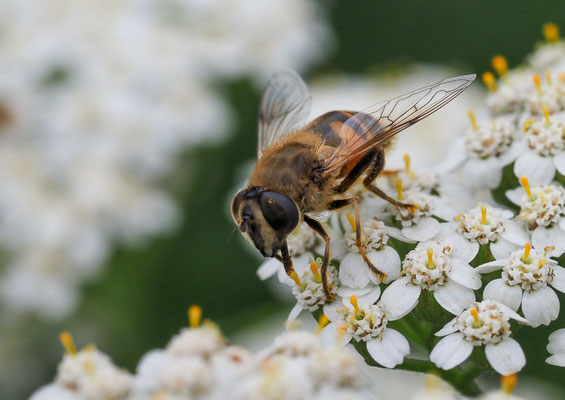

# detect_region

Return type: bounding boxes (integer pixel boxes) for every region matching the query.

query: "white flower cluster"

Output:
[254,26,565,382]
[31,316,378,400]
[0,0,330,318]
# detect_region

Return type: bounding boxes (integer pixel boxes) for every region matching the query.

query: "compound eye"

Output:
[260,191,299,234]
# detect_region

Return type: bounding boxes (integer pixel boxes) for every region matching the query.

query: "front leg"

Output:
[328,198,386,281]
[303,215,334,301]
[277,241,297,280]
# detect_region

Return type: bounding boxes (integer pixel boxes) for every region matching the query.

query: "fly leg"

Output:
[276,241,296,279]
[362,145,416,212]
[303,215,334,301]
[328,198,386,281]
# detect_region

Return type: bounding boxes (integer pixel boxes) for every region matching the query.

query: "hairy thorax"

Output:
[248,131,334,213]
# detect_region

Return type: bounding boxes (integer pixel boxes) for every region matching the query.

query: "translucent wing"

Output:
[257,69,311,158]
[321,74,476,175]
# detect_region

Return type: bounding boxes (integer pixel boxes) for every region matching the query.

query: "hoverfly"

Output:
[231,70,475,300]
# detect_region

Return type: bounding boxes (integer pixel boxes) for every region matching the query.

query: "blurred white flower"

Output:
[0,0,331,318]
[546,328,565,367]
[477,243,565,327]
[430,300,529,375]
[380,240,481,316]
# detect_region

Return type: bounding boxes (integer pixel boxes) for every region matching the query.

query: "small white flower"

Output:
[435,203,529,262]
[477,243,565,327]
[486,69,535,115]
[506,178,565,257]
[339,217,402,290]
[546,328,565,367]
[514,113,565,185]
[288,257,339,321]
[452,115,524,189]
[321,293,410,368]
[166,325,226,358]
[430,300,529,375]
[529,40,565,71]
[287,222,325,257]
[524,76,565,116]
[380,240,481,316]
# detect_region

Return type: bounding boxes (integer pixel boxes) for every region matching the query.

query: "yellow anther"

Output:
[482,71,497,92]
[544,245,555,255]
[480,204,488,225]
[501,373,518,395]
[470,308,480,325]
[546,70,553,86]
[454,214,464,221]
[346,211,356,233]
[403,153,417,178]
[59,331,77,356]
[520,177,532,199]
[522,119,535,131]
[350,295,361,315]
[542,104,551,125]
[316,314,330,335]
[539,192,547,206]
[427,247,434,268]
[310,262,321,282]
[524,243,532,259]
[539,259,547,268]
[543,23,560,44]
[491,55,508,78]
[559,72,565,84]
[533,74,542,94]
[289,271,302,287]
[467,109,478,131]
[189,305,202,328]
[337,324,347,344]
[395,178,403,201]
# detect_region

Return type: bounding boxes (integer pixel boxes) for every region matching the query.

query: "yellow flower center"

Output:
[60,331,77,356]
[189,305,202,328]
[491,55,508,77]
[482,71,497,92]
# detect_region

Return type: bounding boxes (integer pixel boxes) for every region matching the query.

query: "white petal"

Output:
[490,238,520,260]
[257,258,281,280]
[379,277,421,321]
[434,281,476,315]
[432,196,460,221]
[434,223,479,263]
[550,265,565,293]
[462,157,502,189]
[357,286,382,307]
[560,218,565,231]
[514,151,556,185]
[339,253,370,288]
[483,279,523,311]
[385,226,417,243]
[322,301,345,321]
[447,258,481,289]
[434,137,467,172]
[485,338,526,375]
[547,329,565,354]
[546,354,565,367]
[554,152,565,175]
[499,140,525,166]
[366,247,401,284]
[435,316,458,337]
[366,328,410,368]
[532,226,565,257]
[430,333,473,370]
[496,302,530,325]
[336,286,372,299]
[505,187,525,206]
[522,286,560,327]
[287,303,304,321]
[402,217,440,241]
[476,259,506,274]
[319,322,352,347]
[501,220,530,246]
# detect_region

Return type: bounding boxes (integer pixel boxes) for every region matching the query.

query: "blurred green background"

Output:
[21,0,565,398]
